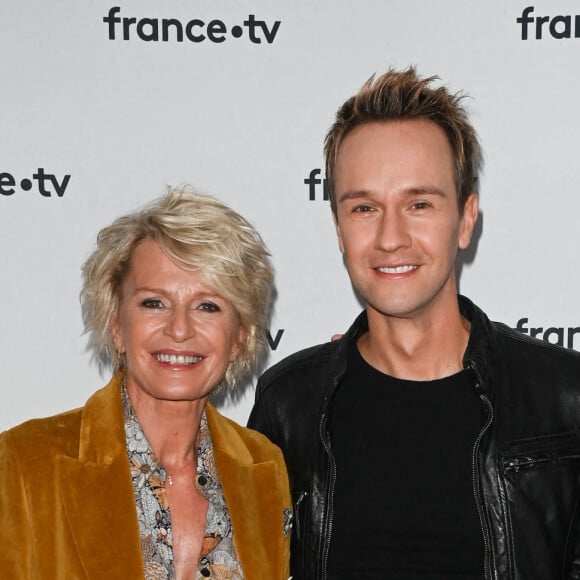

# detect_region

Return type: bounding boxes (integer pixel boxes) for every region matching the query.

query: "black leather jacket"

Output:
[249,296,580,580]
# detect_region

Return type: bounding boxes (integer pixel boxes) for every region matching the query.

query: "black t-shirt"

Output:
[326,341,485,580]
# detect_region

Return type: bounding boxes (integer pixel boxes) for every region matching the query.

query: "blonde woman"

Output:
[0,189,292,580]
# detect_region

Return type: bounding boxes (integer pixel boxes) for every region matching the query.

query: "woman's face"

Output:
[111,238,244,406]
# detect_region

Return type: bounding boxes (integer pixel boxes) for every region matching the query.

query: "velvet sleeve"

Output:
[0,430,34,578]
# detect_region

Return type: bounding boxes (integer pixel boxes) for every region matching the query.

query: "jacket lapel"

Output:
[207,404,288,580]
[56,374,144,579]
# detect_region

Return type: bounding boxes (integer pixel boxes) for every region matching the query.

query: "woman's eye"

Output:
[199,302,220,313]
[141,299,163,309]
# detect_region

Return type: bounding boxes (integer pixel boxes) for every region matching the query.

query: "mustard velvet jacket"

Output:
[0,373,292,579]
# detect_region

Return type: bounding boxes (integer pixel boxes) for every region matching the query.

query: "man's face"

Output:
[333,119,478,322]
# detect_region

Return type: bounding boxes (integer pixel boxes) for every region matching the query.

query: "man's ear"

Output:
[458,193,479,250]
[332,210,346,254]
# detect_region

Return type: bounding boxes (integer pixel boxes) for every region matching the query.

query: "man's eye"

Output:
[412,201,430,210]
[354,204,373,213]
[141,299,163,309]
[199,302,220,313]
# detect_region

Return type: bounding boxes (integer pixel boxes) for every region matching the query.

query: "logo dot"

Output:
[20,179,32,191]
[231,25,243,38]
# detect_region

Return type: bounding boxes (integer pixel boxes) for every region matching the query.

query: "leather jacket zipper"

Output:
[319,373,341,580]
[503,453,580,474]
[504,458,535,473]
[472,383,494,580]
[319,407,337,580]
[294,491,307,540]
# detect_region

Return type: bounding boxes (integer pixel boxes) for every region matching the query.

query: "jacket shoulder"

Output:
[207,404,286,464]
[0,407,83,472]
[489,320,580,417]
[257,340,338,393]
[226,415,286,461]
[2,407,83,451]
[493,321,580,369]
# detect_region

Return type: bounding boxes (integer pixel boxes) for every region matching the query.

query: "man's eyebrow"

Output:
[338,186,447,203]
[405,186,446,197]
[337,190,372,203]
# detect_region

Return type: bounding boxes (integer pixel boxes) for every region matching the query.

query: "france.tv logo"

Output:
[104,7,281,44]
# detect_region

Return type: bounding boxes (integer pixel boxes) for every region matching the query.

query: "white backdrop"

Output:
[1,0,579,430]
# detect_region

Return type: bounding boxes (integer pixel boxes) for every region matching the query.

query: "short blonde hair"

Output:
[81,187,274,387]
[325,66,480,213]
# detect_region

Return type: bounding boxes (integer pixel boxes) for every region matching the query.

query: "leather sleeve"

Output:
[247,378,275,442]
[565,481,580,579]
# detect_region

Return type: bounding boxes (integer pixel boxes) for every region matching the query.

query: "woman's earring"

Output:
[116,350,126,371]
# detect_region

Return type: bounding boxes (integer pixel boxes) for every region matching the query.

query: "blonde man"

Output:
[249,68,580,580]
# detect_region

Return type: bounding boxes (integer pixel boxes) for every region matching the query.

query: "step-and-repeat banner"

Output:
[1,1,579,430]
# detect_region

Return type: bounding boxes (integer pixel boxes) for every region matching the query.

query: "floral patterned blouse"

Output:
[122,387,244,580]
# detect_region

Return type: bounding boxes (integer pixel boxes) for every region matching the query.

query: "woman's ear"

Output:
[109,310,125,354]
[230,326,247,362]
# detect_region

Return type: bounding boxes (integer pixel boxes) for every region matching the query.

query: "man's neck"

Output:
[359,298,470,381]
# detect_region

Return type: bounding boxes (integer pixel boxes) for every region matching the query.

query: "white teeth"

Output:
[377,265,417,274]
[154,353,202,365]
